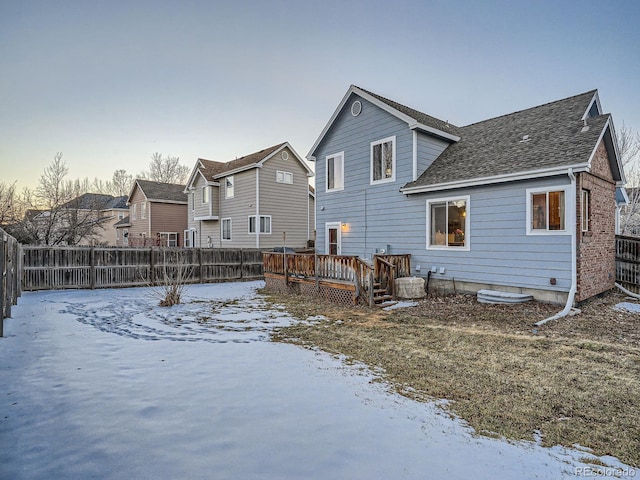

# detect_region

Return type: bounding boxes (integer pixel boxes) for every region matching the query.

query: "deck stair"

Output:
[372,282,396,307]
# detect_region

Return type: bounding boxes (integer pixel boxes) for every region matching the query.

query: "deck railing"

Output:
[263,252,411,306]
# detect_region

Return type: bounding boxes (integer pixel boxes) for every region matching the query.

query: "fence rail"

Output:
[22,246,264,291]
[616,235,640,294]
[1,227,22,336]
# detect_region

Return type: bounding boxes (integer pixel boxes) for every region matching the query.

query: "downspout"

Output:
[534,168,578,326]
[256,169,260,249]
[615,282,640,299]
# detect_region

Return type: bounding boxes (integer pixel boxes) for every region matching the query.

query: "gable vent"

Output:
[351,100,362,117]
[281,151,289,161]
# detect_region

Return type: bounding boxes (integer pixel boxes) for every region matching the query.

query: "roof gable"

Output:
[307,85,460,160]
[186,142,313,190]
[128,179,187,204]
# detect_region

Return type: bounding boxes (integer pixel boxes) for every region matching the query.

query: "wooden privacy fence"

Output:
[1,227,22,336]
[616,235,640,293]
[22,246,264,291]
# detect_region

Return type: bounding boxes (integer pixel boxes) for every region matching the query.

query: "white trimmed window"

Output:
[248,215,271,234]
[581,189,590,232]
[132,204,137,221]
[202,185,210,204]
[222,218,232,241]
[426,196,469,250]
[225,176,234,199]
[526,187,568,234]
[326,152,344,192]
[190,193,194,212]
[159,232,177,247]
[276,170,293,184]
[371,136,396,184]
[141,201,147,220]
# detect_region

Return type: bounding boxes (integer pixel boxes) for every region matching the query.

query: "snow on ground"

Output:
[0,281,634,479]
[614,301,640,314]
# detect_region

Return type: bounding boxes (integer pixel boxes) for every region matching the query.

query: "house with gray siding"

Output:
[184,142,314,249]
[308,85,625,304]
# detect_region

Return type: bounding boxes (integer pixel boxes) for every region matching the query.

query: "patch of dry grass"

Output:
[264,290,640,467]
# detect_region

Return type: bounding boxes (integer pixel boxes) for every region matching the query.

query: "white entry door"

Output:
[325,222,341,255]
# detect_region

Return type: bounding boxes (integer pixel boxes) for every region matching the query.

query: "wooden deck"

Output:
[263,252,411,307]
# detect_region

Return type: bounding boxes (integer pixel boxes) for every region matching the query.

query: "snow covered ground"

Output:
[1,281,634,479]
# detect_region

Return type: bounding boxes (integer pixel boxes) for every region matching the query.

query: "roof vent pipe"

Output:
[581,119,589,132]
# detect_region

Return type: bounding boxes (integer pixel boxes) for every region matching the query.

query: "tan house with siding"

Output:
[184,142,314,249]
[121,179,188,247]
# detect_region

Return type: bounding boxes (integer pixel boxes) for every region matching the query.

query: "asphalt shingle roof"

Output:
[358,86,461,137]
[63,193,115,210]
[135,180,187,203]
[404,90,606,189]
[198,143,287,181]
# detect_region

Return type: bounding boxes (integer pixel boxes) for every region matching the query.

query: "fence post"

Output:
[89,246,96,289]
[5,237,13,320]
[0,233,5,337]
[240,249,244,280]
[149,247,155,286]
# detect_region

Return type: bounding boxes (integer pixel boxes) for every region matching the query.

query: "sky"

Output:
[1,0,639,190]
[2,281,634,478]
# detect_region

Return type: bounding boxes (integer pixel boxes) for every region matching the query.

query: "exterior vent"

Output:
[351,100,362,117]
[581,119,590,132]
[281,151,289,161]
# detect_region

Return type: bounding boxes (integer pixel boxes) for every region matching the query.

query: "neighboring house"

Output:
[73,194,128,246]
[183,142,314,249]
[307,85,625,304]
[124,180,188,247]
[619,187,638,236]
[17,193,127,246]
[114,216,130,246]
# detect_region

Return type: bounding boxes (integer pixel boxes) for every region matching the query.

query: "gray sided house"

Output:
[308,85,625,304]
[184,142,314,249]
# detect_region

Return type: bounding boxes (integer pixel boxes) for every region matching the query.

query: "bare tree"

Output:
[107,169,134,197]
[10,153,112,245]
[618,124,640,235]
[139,153,190,184]
[0,181,20,226]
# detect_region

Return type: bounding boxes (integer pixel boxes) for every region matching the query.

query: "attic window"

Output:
[351,100,362,117]
[225,176,234,199]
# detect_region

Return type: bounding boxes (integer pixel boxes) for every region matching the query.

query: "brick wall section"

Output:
[576,140,616,302]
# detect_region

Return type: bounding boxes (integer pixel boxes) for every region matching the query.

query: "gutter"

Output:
[534,168,579,326]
